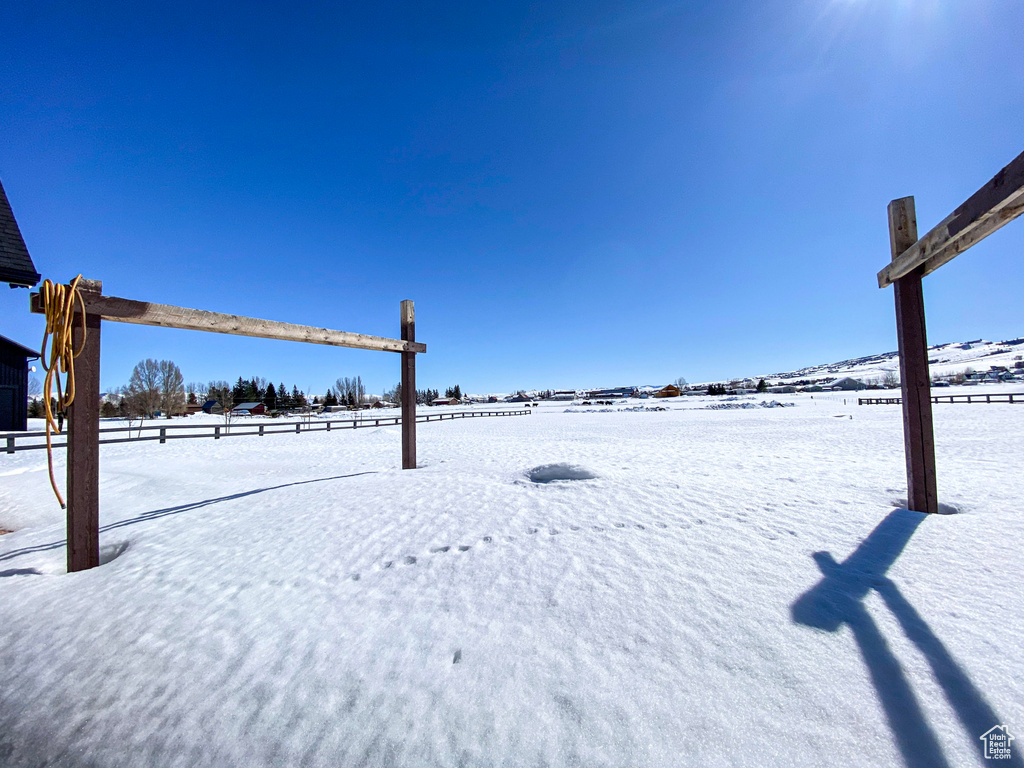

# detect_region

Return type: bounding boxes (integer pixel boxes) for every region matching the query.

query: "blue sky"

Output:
[1,0,1022,396]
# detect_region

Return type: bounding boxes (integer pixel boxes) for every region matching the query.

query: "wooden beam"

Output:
[67,280,102,571]
[30,292,426,354]
[889,198,938,515]
[878,150,1024,288]
[400,300,417,470]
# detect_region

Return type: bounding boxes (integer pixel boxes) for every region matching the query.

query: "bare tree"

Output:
[159,360,185,418]
[673,377,688,390]
[126,359,163,418]
[882,370,900,389]
[186,381,204,406]
[112,385,145,437]
[335,375,367,407]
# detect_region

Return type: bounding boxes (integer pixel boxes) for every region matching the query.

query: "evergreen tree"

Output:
[264,382,277,410]
[232,377,248,403]
[292,385,306,407]
[324,389,338,406]
[277,383,289,409]
[250,377,266,402]
[454,384,462,399]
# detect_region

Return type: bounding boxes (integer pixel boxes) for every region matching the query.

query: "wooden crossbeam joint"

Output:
[877,150,1024,288]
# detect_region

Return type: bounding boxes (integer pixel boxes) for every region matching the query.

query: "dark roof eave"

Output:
[0,265,41,288]
[0,334,41,359]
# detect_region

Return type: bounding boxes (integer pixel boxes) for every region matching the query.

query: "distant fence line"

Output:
[3,409,531,455]
[858,393,1024,406]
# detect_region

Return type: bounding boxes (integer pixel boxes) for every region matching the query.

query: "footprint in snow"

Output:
[482,536,493,544]
[614,522,625,529]
[549,528,560,535]
[404,556,417,565]
[431,546,450,553]
[528,528,539,534]
[569,525,580,531]
[458,545,471,552]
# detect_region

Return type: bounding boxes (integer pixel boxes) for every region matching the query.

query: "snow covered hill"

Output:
[753,336,1024,387]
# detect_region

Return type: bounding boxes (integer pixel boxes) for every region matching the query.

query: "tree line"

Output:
[378,383,464,405]
[28,357,468,421]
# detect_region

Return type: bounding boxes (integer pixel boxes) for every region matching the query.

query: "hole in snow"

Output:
[99,541,129,565]
[527,463,599,484]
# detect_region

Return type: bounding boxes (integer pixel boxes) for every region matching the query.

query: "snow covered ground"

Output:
[1,389,1022,767]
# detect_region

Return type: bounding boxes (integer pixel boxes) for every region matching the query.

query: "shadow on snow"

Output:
[0,472,377,565]
[791,508,1021,768]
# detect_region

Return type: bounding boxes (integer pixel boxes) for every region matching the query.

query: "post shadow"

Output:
[0,471,377,564]
[792,509,1020,768]
[875,577,1023,768]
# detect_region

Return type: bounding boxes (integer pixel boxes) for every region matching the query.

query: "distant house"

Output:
[201,400,224,415]
[487,396,498,403]
[547,390,576,401]
[432,397,460,406]
[508,394,533,403]
[653,384,681,398]
[586,387,636,399]
[829,377,866,391]
[768,385,797,394]
[232,402,266,416]
[0,335,40,431]
[371,400,396,408]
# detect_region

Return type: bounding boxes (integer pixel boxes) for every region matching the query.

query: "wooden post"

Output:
[888,198,938,514]
[67,279,102,571]
[401,300,416,469]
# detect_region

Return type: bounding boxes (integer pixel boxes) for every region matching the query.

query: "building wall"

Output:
[0,344,30,431]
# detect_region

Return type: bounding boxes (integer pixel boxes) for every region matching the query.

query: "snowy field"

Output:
[1,389,1023,767]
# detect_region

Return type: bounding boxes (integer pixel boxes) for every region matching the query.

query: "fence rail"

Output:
[2,409,531,455]
[858,393,1024,406]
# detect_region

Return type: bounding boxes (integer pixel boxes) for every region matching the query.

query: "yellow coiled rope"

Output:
[39,275,87,509]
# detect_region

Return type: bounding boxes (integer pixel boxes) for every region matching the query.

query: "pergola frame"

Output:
[878,150,1024,514]
[29,281,425,571]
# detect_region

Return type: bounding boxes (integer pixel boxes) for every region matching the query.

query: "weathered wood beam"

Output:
[878,150,1024,288]
[30,292,426,354]
[889,198,938,515]
[67,280,103,571]
[400,300,417,470]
